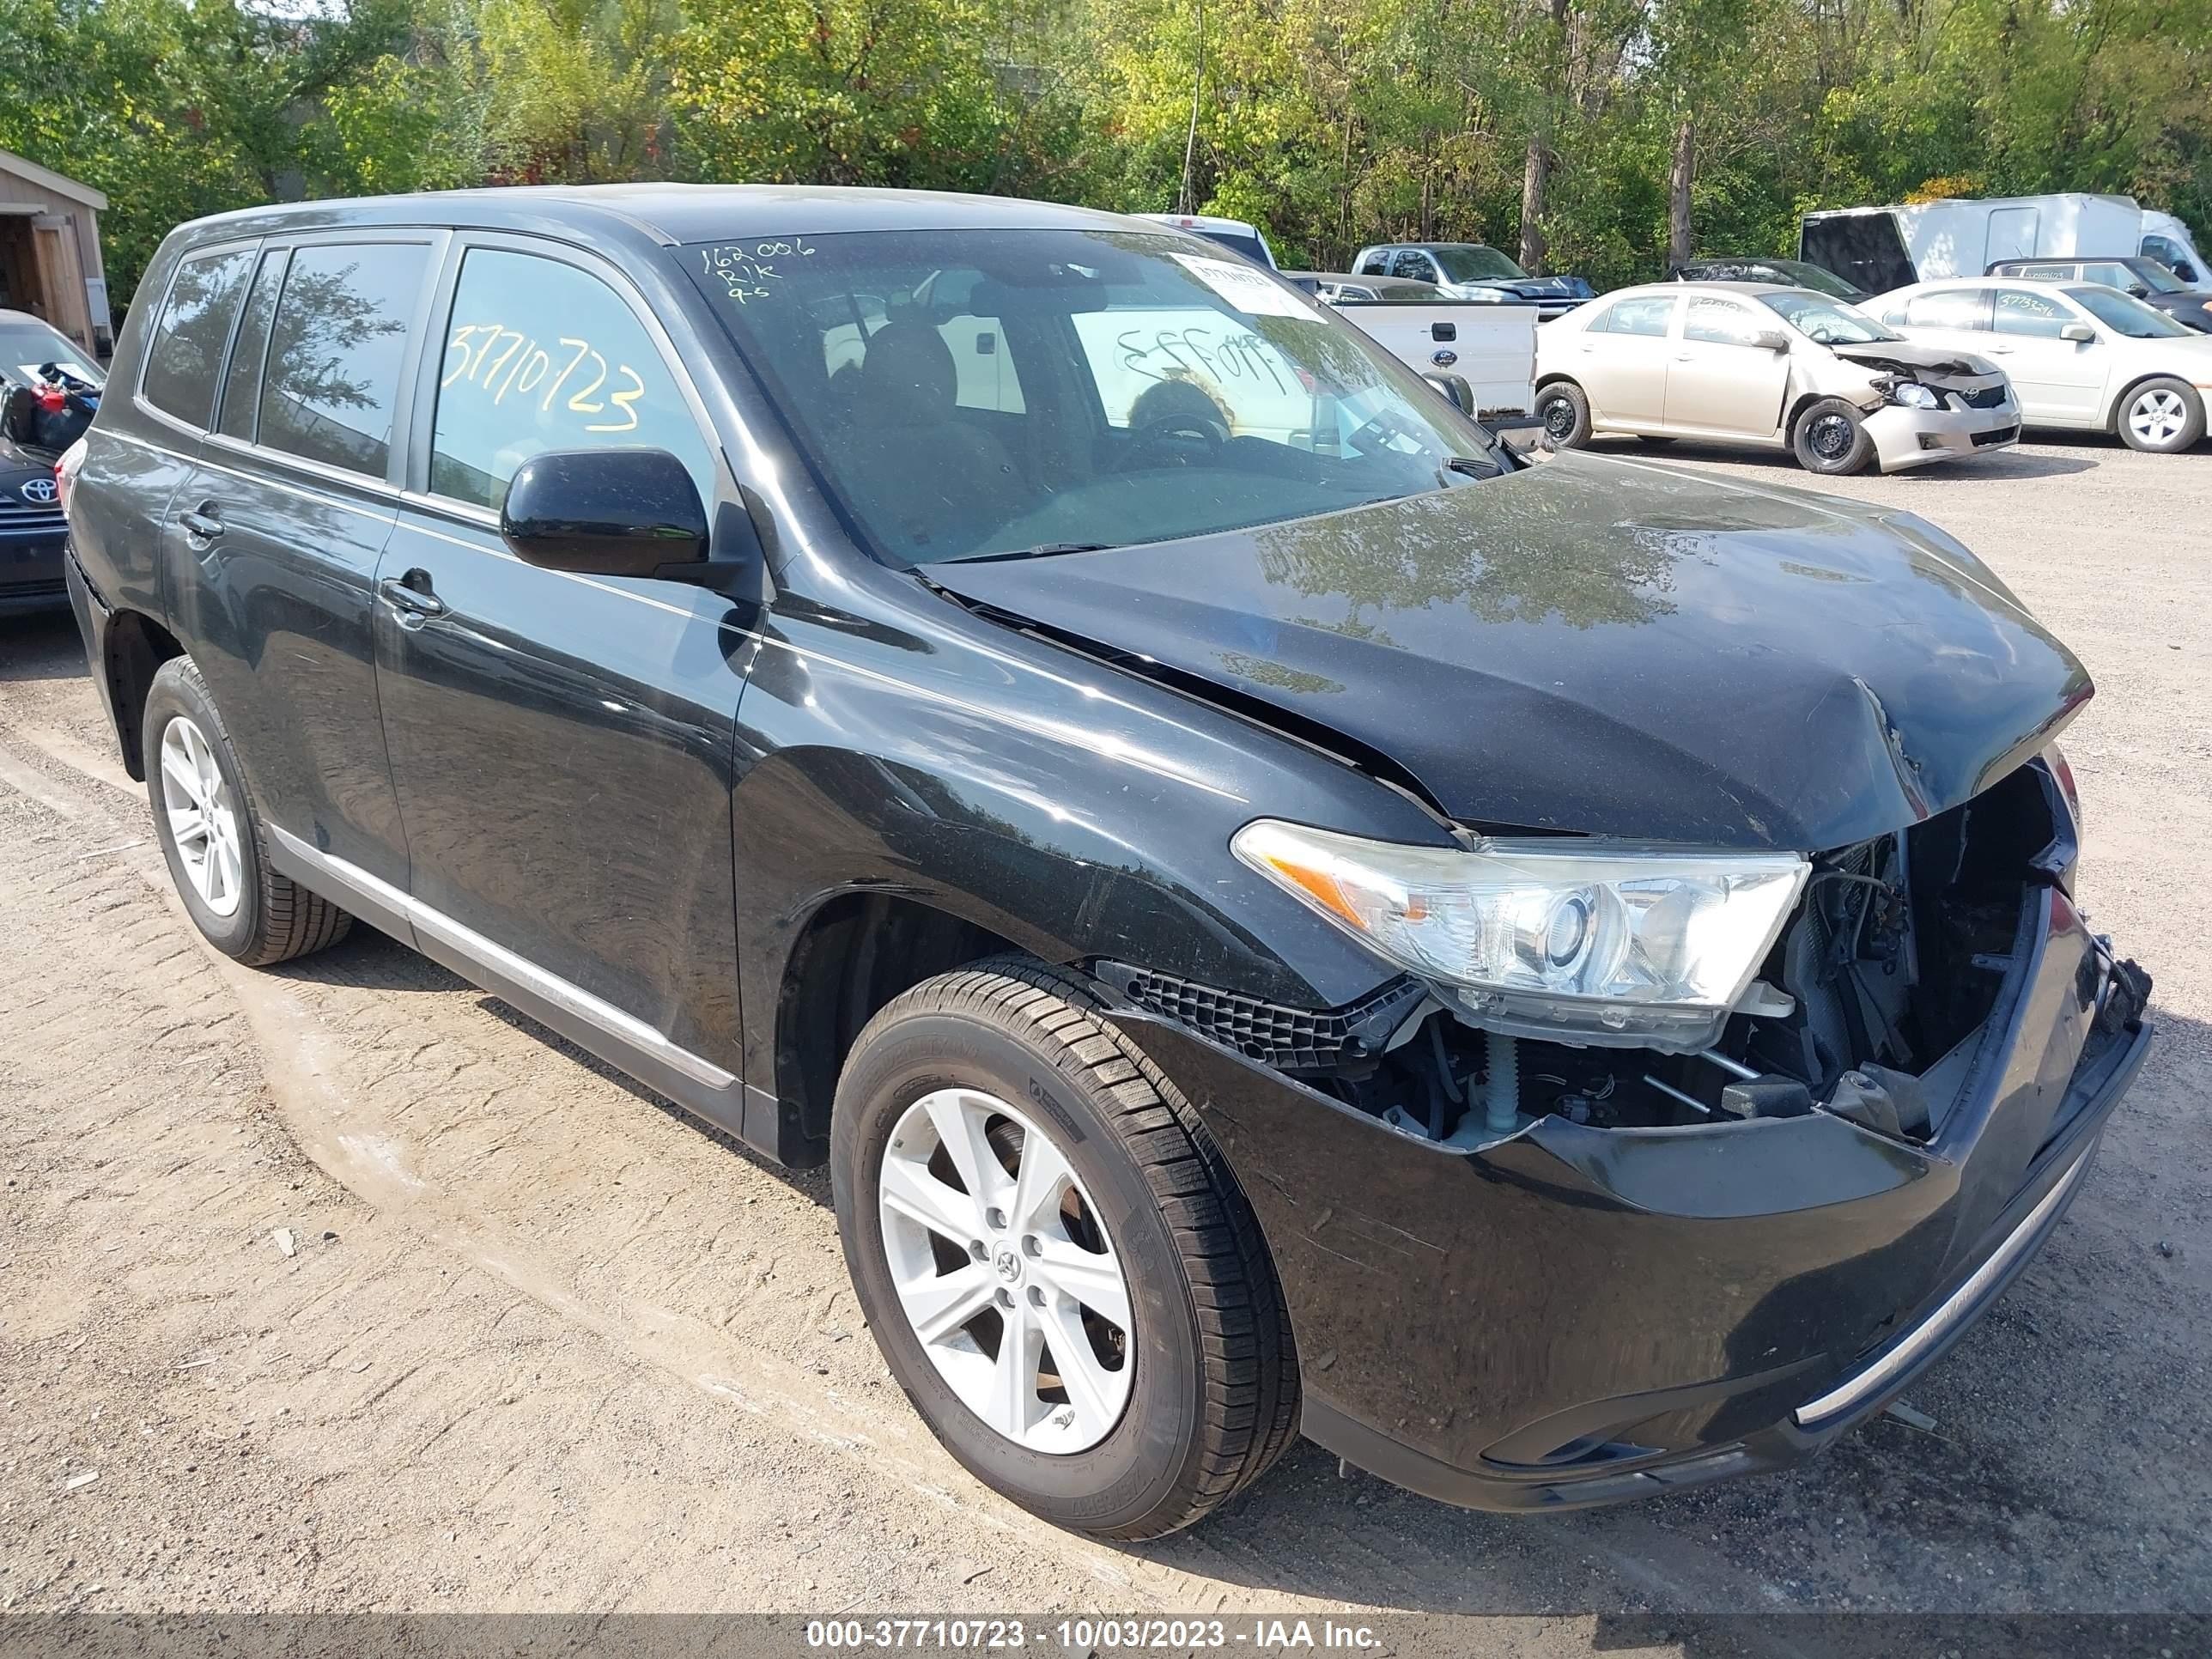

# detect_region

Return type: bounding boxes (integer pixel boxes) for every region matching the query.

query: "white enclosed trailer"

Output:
[1802,194,2182,295]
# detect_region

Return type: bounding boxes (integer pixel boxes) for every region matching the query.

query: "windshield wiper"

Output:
[938,542,1115,565]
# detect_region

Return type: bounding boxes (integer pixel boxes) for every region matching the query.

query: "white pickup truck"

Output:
[1286,275,1540,418]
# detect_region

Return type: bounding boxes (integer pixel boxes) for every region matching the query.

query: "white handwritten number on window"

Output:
[442,324,646,433]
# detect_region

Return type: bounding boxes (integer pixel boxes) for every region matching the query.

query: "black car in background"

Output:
[1984,255,2212,331]
[1668,256,1870,302]
[64,186,2149,1539]
[0,308,103,615]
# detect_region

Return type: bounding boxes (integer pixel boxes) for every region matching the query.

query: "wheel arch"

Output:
[101,608,186,781]
[2103,370,2203,434]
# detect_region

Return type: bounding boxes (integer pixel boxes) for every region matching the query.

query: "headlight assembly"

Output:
[1233,821,1808,1052]
[1887,380,1942,410]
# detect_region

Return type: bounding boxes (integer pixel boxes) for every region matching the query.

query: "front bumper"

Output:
[0,520,68,615]
[1115,878,2148,1513]
[1866,401,2021,471]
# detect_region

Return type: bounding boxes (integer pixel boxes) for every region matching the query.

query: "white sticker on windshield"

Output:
[1171,253,1317,319]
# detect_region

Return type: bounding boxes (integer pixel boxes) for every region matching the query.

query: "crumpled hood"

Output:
[1828,338,2003,381]
[925,453,2090,851]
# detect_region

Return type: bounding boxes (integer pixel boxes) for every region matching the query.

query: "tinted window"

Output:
[1194,228,1267,265]
[431,249,715,511]
[1683,296,1763,345]
[140,247,254,427]
[1390,251,1436,283]
[260,243,428,477]
[217,250,287,441]
[1356,250,1392,276]
[1905,289,1988,331]
[1992,288,2071,337]
[1593,295,1675,337]
[1801,214,1916,295]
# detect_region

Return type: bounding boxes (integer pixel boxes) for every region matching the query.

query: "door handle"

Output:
[378,569,449,624]
[179,501,224,546]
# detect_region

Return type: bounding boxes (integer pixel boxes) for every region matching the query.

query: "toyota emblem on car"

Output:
[20,477,57,504]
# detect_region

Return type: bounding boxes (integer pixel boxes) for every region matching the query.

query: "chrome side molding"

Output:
[268,824,739,1091]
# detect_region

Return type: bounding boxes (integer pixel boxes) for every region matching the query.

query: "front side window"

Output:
[1993,288,2074,338]
[1760,292,1899,344]
[2066,284,2191,338]
[140,247,254,427]
[259,243,428,477]
[1431,246,1527,283]
[430,249,716,510]
[1593,295,1676,337]
[1683,296,1765,346]
[686,228,1501,568]
[1390,250,1437,283]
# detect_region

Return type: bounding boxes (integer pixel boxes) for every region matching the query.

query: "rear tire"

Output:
[830,959,1298,1539]
[1536,380,1593,450]
[2115,377,2205,453]
[143,657,352,966]
[1790,397,1875,476]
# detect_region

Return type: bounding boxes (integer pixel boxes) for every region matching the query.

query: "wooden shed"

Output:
[0,149,112,357]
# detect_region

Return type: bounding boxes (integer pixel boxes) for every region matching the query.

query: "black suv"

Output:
[67,186,2150,1538]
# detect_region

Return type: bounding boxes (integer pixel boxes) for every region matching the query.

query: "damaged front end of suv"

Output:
[929,453,2153,1510]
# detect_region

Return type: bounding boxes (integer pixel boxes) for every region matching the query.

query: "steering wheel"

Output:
[1115,410,1225,472]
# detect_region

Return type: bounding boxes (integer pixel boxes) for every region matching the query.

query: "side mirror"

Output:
[1753,329,1791,352]
[2059,321,2096,343]
[2127,283,2151,298]
[501,448,710,579]
[1421,371,1476,416]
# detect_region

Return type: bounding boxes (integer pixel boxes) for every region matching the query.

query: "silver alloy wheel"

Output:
[2128,388,2189,447]
[159,715,244,918]
[878,1087,1134,1453]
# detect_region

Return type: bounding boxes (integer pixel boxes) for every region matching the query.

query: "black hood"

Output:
[925,454,2090,852]
[1465,275,1591,302]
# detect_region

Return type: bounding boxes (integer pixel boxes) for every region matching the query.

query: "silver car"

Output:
[1534,282,2021,476]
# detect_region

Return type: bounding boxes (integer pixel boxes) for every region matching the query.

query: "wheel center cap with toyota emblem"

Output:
[994,1243,1023,1284]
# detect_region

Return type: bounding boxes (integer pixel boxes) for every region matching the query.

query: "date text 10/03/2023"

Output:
[804,1619,1383,1651]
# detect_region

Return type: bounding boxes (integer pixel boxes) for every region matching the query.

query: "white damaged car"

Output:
[1534,282,2021,475]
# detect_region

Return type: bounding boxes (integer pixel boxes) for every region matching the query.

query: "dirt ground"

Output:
[2,432,2208,1634]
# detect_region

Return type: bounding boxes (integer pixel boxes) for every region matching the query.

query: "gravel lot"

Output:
[2,433,2207,1633]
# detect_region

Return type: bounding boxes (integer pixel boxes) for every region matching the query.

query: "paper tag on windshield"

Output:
[1171,253,1316,319]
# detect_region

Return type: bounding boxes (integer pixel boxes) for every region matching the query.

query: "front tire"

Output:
[1791,397,1875,476]
[143,657,352,965]
[2116,378,2206,453]
[830,961,1298,1539]
[1536,380,1593,449]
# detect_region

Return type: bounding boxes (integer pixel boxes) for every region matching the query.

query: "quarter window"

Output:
[1992,288,2071,338]
[429,249,714,511]
[259,243,429,477]
[1592,295,1675,337]
[1682,296,1764,346]
[140,247,254,428]
[1390,251,1436,283]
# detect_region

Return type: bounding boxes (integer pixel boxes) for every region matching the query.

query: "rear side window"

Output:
[1904,289,1988,331]
[139,247,254,428]
[1389,251,1435,283]
[1593,295,1675,337]
[429,249,714,511]
[259,243,429,477]
[216,250,287,441]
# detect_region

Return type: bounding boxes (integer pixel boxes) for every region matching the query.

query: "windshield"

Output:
[1431,246,1528,283]
[0,321,103,389]
[1771,261,1862,300]
[2067,284,2192,337]
[1759,292,1900,344]
[686,228,1503,568]
[2128,260,2185,294]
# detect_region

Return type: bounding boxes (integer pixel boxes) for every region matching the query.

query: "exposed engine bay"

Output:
[1105,759,2137,1148]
